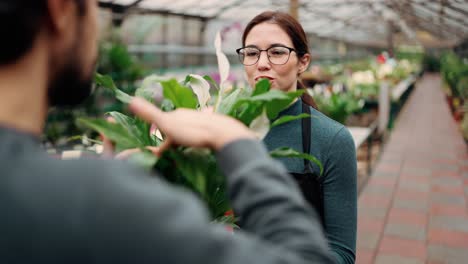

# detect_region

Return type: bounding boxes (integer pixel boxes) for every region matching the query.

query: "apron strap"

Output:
[295,101,325,226]
[301,102,312,172]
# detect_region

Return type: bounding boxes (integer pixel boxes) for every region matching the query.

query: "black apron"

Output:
[290,103,325,226]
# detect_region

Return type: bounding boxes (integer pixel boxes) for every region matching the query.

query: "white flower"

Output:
[333,83,344,93]
[351,70,375,84]
[213,31,232,112]
[215,31,230,93]
[188,74,211,109]
[399,59,412,73]
[249,108,270,140]
[377,64,394,79]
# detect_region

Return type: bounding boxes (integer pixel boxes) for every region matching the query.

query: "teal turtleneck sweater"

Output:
[263,98,357,264]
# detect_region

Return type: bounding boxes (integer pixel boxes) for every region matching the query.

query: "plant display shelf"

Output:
[347,121,378,175]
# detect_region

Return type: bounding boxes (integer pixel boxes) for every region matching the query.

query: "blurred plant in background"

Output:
[302,51,422,127]
[423,54,441,72]
[309,84,364,124]
[440,52,468,99]
[440,51,468,140]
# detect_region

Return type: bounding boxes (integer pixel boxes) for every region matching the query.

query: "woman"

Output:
[237,11,357,264]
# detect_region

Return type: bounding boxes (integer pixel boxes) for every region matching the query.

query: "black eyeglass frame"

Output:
[235,46,301,66]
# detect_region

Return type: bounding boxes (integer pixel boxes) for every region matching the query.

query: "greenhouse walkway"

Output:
[356,74,468,264]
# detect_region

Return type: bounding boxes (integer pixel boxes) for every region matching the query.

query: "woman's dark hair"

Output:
[0,0,86,66]
[242,11,318,109]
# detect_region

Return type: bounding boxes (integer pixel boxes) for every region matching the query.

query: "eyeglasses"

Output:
[236,46,297,66]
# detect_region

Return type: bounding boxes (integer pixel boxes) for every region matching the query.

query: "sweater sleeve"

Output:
[80,139,335,264]
[321,127,358,264]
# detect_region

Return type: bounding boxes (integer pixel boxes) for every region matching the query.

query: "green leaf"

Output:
[233,90,304,119]
[135,118,154,146]
[203,75,219,90]
[228,89,304,125]
[161,79,198,109]
[94,73,133,104]
[107,112,152,146]
[160,99,175,112]
[252,78,271,96]
[95,73,117,90]
[127,150,158,171]
[236,102,263,126]
[271,113,311,128]
[270,147,324,176]
[217,88,242,115]
[155,147,230,219]
[250,89,291,101]
[77,118,141,151]
[212,214,238,227]
[135,88,155,103]
[230,90,288,112]
[174,148,211,195]
[115,90,134,104]
[107,112,136,132]
[183,75,191,86]
[135,75,165,104]
[264,90,304,120]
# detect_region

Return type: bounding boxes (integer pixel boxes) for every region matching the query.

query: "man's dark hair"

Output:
[0,0,86,66]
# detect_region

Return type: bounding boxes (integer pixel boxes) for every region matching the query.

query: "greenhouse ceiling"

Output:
[98,0,468,48]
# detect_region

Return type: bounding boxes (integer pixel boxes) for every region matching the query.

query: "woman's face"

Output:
[243,22,310,92]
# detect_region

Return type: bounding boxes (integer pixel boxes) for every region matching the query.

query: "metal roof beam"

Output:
[302,4,384,38]
[388,1,466,38]
[211,0,247,18]
[129,8,210,21]
[444,0,468,17]
[412,9,467,36]
[98,0,143,12]
[408,0,468,30]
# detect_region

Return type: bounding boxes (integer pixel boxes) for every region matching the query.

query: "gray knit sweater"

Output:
[0,126,333,263]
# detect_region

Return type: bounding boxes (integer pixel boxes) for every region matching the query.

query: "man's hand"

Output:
[129,97,256,153]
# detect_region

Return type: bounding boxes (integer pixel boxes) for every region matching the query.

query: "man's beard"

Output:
[47,53,95,108]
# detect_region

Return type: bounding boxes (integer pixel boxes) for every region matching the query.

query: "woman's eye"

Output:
[246,51,259,57]
[270,49,287,55]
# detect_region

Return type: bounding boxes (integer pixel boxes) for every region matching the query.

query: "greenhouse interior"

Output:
[2,0,468,263]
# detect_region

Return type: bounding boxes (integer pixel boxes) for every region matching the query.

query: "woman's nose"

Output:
[257,51,271,70]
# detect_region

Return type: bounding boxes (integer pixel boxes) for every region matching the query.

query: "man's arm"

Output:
[82,98,333,263]
[84,139,333,264]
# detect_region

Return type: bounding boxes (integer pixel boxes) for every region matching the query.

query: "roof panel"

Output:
[109,0,140,5]
[98,0,468,47]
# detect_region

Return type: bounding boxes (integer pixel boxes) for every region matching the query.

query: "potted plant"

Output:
[77,33,323,225]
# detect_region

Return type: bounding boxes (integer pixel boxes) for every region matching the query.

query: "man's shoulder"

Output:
[23,154,137,181]
[2,151,196,220]
[3,151,160,202]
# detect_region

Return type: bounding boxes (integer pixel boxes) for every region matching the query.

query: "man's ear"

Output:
[46,0,75,34]
[298,53,311,74]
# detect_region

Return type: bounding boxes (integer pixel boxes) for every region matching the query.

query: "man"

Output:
[0,1,333,263]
